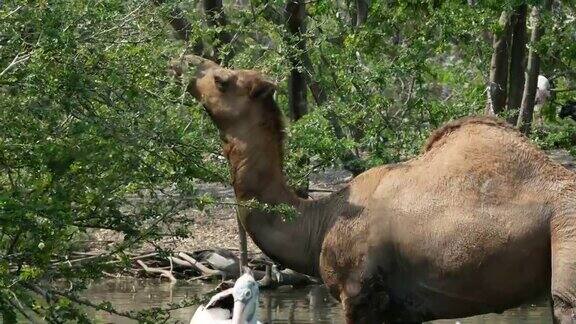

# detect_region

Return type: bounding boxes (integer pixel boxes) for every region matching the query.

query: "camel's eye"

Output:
[214,75,231,92]
[243,290,251,299]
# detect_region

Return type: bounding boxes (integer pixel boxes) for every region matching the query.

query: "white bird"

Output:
[536,75,551,106]
[190,272,261,324]
[534,75,551,125]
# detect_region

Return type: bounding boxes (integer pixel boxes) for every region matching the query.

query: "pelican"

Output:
[190,272,261,324]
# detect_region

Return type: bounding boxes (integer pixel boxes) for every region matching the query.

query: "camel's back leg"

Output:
[551,206,576,324]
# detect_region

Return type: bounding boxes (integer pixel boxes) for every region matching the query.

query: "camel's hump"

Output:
[423,116,516,153]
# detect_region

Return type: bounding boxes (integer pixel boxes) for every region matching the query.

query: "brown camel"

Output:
[172,56,576,324]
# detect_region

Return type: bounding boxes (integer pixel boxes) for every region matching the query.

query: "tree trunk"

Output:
[204,0,234,64]
[259,4,364,174]
[152,0,204,55]
[487,10,513,115]
[355,0,369,26]
[285,0,308,121]
[507,4,528,122]
[517,0,553,134]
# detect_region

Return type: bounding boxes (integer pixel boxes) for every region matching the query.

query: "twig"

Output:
[4,5,23,18]
[52,251,158,269]
[6,298,35,323]
[136,259,177,283]
[93,4,144,37]
[0,52,32,77]
[403,76,416,106]
[128,252,159,261]
[101,271,121,278]
[168,256,189,266]
[187,274,215,281]
[552,87,576,93]
[52,253,107,266]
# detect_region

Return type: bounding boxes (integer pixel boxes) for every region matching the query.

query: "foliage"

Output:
[0,1,217,321]
[532,119,576,156]
[0,0,575,322]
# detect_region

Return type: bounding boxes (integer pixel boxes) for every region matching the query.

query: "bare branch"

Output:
[177,252,224,277]
[204,0,234,64]
[136,259,177,283]
[93,4,145,38]
[0,52,32,78]
[152,0,204,55]
[552,87,576,93]
[4,5,23,18]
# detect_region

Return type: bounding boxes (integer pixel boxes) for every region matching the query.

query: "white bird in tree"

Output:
[190,272,262,324]
[536,75,551,106]
[534,74,552,125]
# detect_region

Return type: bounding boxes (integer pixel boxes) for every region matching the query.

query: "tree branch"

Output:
[0,52,32,77]
[136,259,177,283]
[204,0,234,64]
[177,252,224,277]
[152,0,204,55]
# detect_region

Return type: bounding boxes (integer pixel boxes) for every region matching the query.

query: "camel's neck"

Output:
[222,131,332,277]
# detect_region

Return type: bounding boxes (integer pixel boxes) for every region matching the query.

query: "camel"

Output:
[172,56,576,324]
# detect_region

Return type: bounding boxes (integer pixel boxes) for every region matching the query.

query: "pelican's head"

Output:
[232,272,259,324]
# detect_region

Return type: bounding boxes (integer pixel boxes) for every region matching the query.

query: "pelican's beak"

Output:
[231,300,247,324]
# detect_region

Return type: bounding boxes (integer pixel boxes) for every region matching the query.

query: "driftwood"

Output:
[103,248,318,290]
[177,252,225,278]
[136,259,177,283]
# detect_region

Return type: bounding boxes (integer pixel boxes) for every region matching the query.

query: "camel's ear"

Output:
[214,74,231,92]
[249,78,276,99]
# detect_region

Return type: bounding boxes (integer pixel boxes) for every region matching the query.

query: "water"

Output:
[83,279,552,323]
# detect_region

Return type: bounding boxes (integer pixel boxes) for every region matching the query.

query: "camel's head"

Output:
[171,55,278,134]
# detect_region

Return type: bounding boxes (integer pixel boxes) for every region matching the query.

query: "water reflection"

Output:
[83,279,551,323]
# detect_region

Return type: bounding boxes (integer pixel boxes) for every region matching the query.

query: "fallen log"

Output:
[177,252,224,278]
[136,259,177,283]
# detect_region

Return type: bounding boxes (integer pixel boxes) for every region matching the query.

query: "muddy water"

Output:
[83,279,552,323]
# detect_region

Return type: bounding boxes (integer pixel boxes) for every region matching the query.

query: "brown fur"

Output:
[185,60,576,324]
[258,95,285,156]
[423,116,516,152]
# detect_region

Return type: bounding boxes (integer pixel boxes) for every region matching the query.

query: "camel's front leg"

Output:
[551,214,576,324]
